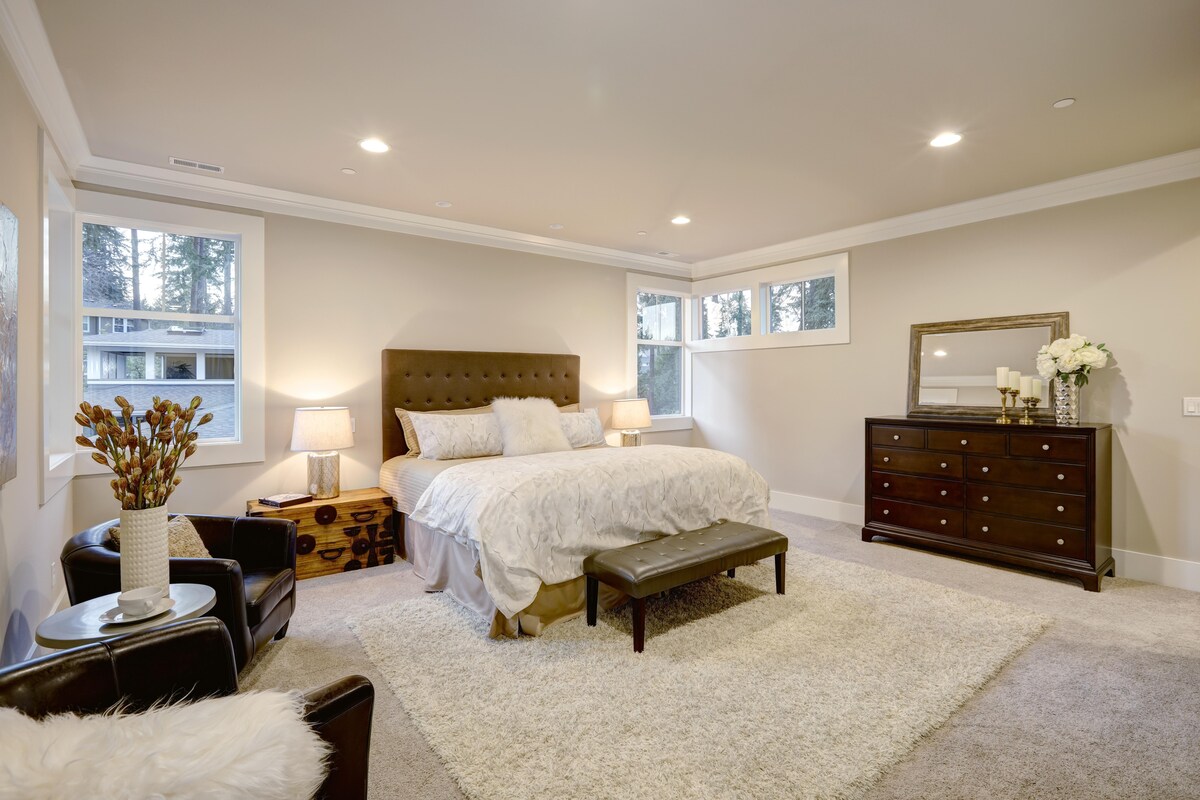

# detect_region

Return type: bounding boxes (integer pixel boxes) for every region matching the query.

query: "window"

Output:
[636,292,684,416]
[76,190,265,468]
[767,276,836,333]
[699,289,752,339]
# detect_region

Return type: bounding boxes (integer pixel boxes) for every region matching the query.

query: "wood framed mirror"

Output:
[907,312,1069,418]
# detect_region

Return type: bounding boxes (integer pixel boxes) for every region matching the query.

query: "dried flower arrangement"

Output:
[75,395,213,510]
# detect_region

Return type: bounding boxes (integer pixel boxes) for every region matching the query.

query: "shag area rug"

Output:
[348,550,1048,800]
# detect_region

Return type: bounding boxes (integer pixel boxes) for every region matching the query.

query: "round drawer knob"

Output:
[1057,505,1065,512]
[893,434,900,440]
[940,490,948,496]
[982,496,989,502]
[1057,474,1065,481]
[960,439,968,446]
[314,505,338,526]
[883,482,890,488]
[940,462,948,469]
[1042,444,1050,451]
[940,519,947,525]
[982,526,989,533]
[1057,538,1065,545]
[883,457,890,463]
[883,509,890,515]
[981,466,990,473]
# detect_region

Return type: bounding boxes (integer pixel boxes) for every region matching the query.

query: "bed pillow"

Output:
[396,403,580,457]
[0,690,329,800]
[408,411,503,460]
[491,397,574,457]
[560,409,606,448]
[110,514,211,559]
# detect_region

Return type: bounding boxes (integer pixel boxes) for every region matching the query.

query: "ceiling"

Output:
[33,0,1200,263]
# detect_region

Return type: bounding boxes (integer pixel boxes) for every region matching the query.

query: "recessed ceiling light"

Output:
[636,231,647,236]
[549,223,564,230]
[930,132,962,148]
[656,251,678,257]
[933,350,948,357]
[671,215,691,225]
[1052,97,1076,109]
[358,138,390,153]
[340,167,357,175]
[434,200,453,208]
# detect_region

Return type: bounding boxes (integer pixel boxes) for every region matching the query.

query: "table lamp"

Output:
[290,406,354,499]
[611,398,652,447]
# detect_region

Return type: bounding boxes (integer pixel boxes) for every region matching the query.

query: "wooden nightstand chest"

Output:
[246,488,399,580]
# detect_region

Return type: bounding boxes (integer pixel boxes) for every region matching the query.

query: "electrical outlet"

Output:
[49,559,59,593]
[351,417,356,433]
[1185,398,1200,417]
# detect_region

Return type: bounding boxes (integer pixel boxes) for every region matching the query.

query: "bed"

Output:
[379,348,771,637]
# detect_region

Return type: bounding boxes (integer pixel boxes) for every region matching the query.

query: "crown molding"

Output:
[0,0,89,169]
[75,156,692,276]
[693,148,1200,278]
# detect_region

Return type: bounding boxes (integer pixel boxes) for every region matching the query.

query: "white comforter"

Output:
[410,445,770,618]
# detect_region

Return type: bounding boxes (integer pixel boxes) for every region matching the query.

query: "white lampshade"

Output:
[290,407,354,452]
[611,398,652,430]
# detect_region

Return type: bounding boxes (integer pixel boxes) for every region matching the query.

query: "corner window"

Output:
[699,289,752,339]
[636,292,684,416]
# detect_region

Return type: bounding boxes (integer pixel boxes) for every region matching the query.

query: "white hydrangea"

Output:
[1036,335,1112,385]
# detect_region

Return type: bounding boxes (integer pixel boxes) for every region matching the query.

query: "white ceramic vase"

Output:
[119,505,170,595]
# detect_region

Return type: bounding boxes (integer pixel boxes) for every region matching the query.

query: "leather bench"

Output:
[583,520,788,652]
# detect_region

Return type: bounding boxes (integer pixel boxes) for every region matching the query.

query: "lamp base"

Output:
[307,451,341,499]
[619,430,642,447]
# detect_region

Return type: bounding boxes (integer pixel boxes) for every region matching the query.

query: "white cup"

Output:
[117,586,162,616]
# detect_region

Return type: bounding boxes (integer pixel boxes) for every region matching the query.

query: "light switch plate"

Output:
[1184,398,1200,416]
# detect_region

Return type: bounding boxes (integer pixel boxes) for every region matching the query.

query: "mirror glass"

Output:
[907,312,1068,417]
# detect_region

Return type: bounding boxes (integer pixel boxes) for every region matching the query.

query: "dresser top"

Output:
[867,415,1111,431]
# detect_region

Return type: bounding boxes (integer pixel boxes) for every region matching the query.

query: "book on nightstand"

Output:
[257,493,313,508]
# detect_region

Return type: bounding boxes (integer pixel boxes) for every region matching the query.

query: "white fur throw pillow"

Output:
[408,411,503,460]
[560,409,606,448]
[0,690,329,800]
[491,397,574,457]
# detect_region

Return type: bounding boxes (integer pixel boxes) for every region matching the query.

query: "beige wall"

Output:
[0,47,75,664]
[74,213,686,527]
[694,178,1200,564]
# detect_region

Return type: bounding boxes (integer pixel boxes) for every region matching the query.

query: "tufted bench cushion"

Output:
[583,520,788,652]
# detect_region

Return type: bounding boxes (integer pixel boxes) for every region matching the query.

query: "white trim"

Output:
[648,415,693,432]
[693,148,1200,278]
[75,156,692,277]
[769,490,865,526]
[1112,548,1200,593]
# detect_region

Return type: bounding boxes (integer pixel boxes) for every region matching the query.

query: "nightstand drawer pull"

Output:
[893,434,900,440]
[1042,444,1050,451]
[940,519,947,525]
[981,526,989,533]
[883,509,890,515]
[883,482,890,488]
[314,505,338,526]
[883,457,890,463]
[940,490,948,496]
[318,547,346,561]
[1057,505,1065,512]
[960,439,968,446]
[981,466,989,473]
[940,462,948,469]
[982,495,989,502]
[1057,538,1065,545]
[1057,474,1065,481]
[350,510,378,523]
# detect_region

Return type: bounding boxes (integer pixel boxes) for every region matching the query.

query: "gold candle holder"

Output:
[996,387,1019,424]
[1017,395,1041,425]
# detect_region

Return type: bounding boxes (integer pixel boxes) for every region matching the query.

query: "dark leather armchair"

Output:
[61,514,297,670]
[0,618,373,800]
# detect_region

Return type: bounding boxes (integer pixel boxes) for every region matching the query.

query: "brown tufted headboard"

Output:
[381,349,581,461]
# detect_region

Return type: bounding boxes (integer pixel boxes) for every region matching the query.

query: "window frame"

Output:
[626,272,692,429]
[696,287,754,341]
[74,190,265,472]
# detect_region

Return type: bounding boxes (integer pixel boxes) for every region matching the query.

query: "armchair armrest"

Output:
[231,517,297,572]
[303,675,375,800]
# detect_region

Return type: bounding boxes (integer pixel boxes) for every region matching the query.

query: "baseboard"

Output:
[1112,548,1200,593]
[770,491,864,526]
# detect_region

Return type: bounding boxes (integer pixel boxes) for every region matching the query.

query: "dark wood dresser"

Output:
[863,416,1113,591]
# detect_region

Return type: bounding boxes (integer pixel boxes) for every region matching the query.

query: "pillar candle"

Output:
[996,367,1009,389]
[1008,370,1021,390]
[1020,376,1032,397]
[1031,378,1042,399]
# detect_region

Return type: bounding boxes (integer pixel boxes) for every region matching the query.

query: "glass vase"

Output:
[1053,379,1081,426]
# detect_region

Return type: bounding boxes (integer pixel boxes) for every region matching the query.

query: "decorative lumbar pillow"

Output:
[408,411,503,460]
[491,397,574,457]
[0,690,330,800]
[560,409,606,448]
[109,514,211,559]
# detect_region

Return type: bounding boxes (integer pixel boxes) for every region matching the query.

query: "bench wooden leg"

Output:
[775,552,786,594]
[632,597,646,653]
[727,568,736,578]
[586,576,598,626]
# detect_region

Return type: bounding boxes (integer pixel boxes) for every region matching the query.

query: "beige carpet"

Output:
[346,550,1046,800]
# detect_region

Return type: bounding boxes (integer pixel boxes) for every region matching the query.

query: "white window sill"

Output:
[649,415,693,432]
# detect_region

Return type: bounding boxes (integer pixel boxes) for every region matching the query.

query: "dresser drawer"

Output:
[871,425,925,449]
[873,448,963,478]
[872,498,963,536]
[966,484,1086,527]
[872,473,962,507]
[1009,433,1088,463]
[926,429,1007,455]
[966,456,1087,493]
[966,512,1087,561]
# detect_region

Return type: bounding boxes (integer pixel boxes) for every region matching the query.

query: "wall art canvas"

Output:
[0,204,16,486]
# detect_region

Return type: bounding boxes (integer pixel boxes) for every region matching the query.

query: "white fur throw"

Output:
[491,397,573,457]
[0,690,329,800]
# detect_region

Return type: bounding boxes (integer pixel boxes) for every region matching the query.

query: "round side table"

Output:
[35,583,217,649]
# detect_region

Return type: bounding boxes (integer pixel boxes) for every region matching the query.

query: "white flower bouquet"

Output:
[1036,334,1112,387]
